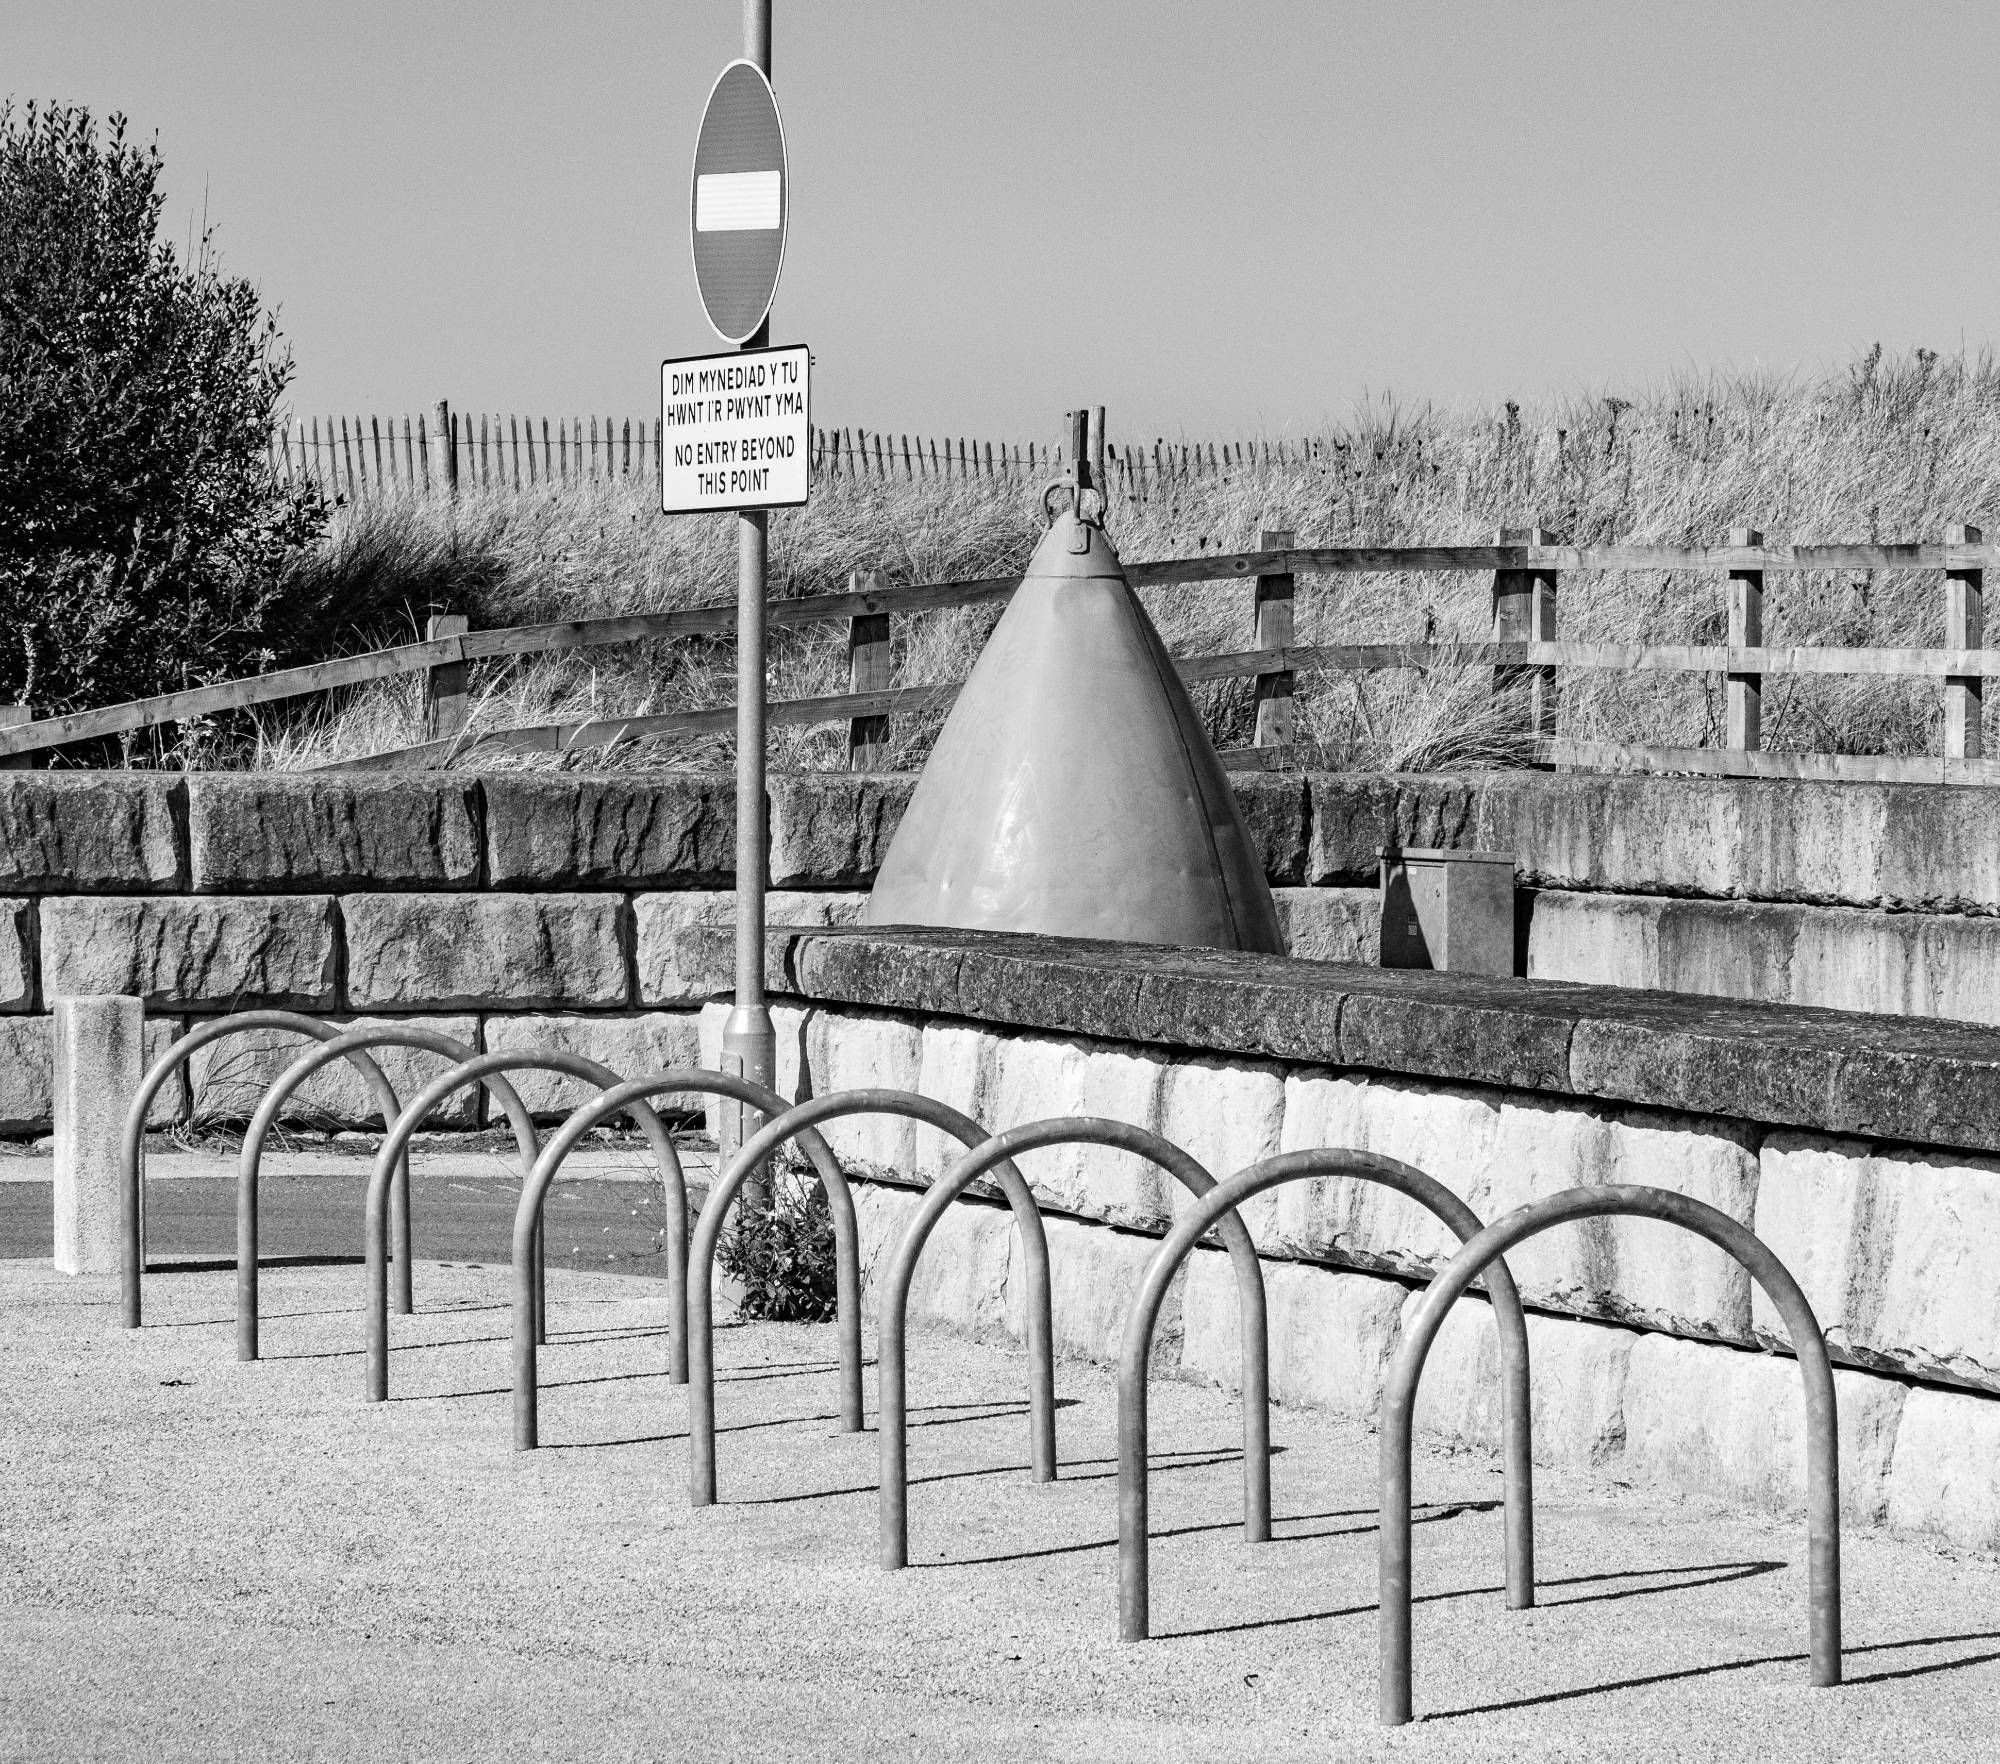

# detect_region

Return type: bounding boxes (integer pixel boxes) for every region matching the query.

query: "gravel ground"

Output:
[4,1257,1999,1763]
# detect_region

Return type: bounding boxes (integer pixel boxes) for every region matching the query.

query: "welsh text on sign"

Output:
[660,343,810,514]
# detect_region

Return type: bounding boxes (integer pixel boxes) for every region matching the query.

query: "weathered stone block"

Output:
[0,774,181,894]
[1572,992,2000,1158]
[799,1009,931,1180]
[184,1016,482,1129]
[1621,1334,1903,1524]
[662,922,787,1002]
[1269,1071,1496,1272]
[1525,891,1661,992]
[187,774,481,893]
[1273,887,1378,965]
[1481,1096,1759,1342]
[1335,971,1573,1093]
[0,899,34,1012]
[1275,1073,1760,1341]
[41,895,336,1010]
[1875,784,2000,915]
[342,893,627,1010]
[1494,773,2000,914]
[0,1014,181,1133]
[0,1015,51,1131]
[480,1012,703,1119]
[1502,775,1751,900]
[1228,774,1309,885]
[853,1180,1013,1337]
[1305,774,1487,885]
[483,772,732,888]
[920,1024,1171,1228]
[634,891,865,1004]
[1883,1385,2000,1552]
[1400,1298,1634,1470]
[768,772,913,887]
[1753,1132,2000,1392]
[1180,1251,1405,1417]
[1006,1212,1184,1368]
[1530,890,2000,1028]
[1782,904,2000,1025]
[1157,1056,1285,1203]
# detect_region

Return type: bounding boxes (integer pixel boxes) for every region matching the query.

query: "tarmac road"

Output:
[0,1141,700,1277]
[3,1253,1999,1762]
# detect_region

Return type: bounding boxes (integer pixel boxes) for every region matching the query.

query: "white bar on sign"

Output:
[695,170,782,232]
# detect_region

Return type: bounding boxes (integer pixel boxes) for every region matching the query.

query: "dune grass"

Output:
[237,345,2000,773]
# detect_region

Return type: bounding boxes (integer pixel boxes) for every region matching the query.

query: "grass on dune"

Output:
[241,345,2000,774]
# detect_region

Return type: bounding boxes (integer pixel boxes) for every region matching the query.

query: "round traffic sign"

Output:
[691,60,788,345]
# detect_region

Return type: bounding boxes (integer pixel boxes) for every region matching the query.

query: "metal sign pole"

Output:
[722,0,777,1214]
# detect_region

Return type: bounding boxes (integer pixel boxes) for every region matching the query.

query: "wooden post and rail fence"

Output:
[1,530,1995,787]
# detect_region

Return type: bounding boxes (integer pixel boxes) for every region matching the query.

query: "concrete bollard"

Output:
[53,995,145,1276]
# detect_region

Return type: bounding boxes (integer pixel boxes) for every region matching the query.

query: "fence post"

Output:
[847,570,892,770]
[430,400,456,497]
[1253,528,1296,750]
[424,613,470,739]
[1492,523,1557,746]
[0,704,31,771]
[1947,522,1984,762]
[1727,526,1764,751]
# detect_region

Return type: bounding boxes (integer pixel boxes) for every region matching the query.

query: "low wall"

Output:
[670,923,2000,1559]
[0,771,880,1130]
[7,765,2000,1134]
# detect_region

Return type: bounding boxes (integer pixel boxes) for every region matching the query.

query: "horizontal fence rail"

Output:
[4,535,1994,785]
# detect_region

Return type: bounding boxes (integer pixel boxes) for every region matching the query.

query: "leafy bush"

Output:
[0,101,329,719]
[716,1159,839,1323]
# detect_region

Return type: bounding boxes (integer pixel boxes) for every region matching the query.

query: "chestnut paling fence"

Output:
[117,1006,1846,1730]
[2,515,1995,785]
[267,401,1322,501]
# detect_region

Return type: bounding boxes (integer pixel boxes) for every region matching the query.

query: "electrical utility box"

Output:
[1378,847,1518,976]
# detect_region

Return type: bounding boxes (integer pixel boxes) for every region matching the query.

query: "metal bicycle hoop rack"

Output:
[110,1008,1847,1730]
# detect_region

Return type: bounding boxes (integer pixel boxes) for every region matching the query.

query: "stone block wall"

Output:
[15,763,2000,1125]
[0,771,879,1132]
[13,764,2000,1131]
[693,924,2000,1559]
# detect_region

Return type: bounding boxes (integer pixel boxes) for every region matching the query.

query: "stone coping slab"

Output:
[672,923,2000,1157]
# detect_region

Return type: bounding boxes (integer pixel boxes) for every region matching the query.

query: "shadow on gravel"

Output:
[130,1298,513,1330]
[389,1365,680,1400]
[718,1359,862,1384]
[738,1442,1258,1508]
[1430,1622,2000,1719]
[535,1398,1073,1453]
[149,1254,363,1273]
[925,1497,1503,1569]
[283,1314,684,1368]
[1157,1558,1785,1643]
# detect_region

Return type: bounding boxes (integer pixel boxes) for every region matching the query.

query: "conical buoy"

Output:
[866,490,1285,953]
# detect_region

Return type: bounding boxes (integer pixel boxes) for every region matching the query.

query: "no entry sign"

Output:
[660,342,810,513]
[691,60,788,345]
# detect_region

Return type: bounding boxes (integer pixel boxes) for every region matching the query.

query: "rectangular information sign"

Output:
[660,342,810,513]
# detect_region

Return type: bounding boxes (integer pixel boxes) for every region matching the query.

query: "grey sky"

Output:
[9,1,1999,442]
